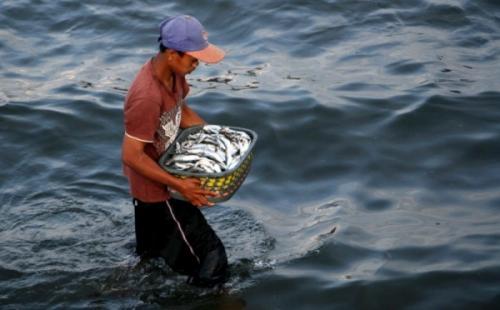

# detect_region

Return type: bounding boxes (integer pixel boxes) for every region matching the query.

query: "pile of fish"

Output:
[165,125,252,174]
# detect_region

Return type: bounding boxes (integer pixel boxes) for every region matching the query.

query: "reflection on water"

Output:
[1,0,500,308]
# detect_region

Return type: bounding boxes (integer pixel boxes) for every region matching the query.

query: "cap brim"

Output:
[186,43,225,64]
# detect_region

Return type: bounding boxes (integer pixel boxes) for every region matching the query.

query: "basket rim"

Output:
[158,125,257,178]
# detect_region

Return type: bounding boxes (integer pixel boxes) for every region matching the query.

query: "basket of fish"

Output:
[158,125,257,203]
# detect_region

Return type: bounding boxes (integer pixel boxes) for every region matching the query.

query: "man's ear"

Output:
[165,49,174,61]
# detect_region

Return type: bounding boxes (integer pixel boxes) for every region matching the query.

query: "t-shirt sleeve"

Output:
[124,92,160,143]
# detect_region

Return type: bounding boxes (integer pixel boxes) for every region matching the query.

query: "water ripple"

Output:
[1,0,500,308]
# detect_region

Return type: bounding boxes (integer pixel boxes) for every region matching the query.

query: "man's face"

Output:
[170,51,199,76]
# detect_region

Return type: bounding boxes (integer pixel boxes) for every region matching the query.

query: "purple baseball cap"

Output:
[159,15,225,64]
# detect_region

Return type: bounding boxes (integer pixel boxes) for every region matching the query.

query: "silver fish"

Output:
[166,154,201,166]
[166,125,252,173]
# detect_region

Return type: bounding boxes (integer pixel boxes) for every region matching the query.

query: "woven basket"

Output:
[158,125,257,203]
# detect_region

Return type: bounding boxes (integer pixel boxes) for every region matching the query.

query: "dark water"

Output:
[1,0,500,308]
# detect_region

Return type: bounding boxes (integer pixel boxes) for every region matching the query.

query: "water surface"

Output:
[1,0,500,308]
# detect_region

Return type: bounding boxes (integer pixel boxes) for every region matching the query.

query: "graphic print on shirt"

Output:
[155,99,183,153]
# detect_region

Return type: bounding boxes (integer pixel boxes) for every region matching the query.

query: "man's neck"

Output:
[152,53,174,90]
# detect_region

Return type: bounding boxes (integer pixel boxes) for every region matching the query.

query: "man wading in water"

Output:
[121,15,228,287]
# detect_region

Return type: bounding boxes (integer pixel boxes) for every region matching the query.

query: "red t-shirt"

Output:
[123,59,189,202]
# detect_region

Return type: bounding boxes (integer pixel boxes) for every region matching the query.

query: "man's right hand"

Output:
[122,135,217,208]
[173,178,219,208]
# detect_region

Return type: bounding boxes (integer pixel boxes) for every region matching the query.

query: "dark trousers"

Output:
[133,198,228,287]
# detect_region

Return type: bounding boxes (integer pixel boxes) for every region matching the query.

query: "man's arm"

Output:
[121,134,217,207]
[180,101,205,128]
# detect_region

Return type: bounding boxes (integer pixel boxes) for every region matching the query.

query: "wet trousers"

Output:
[133,198,228,287]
